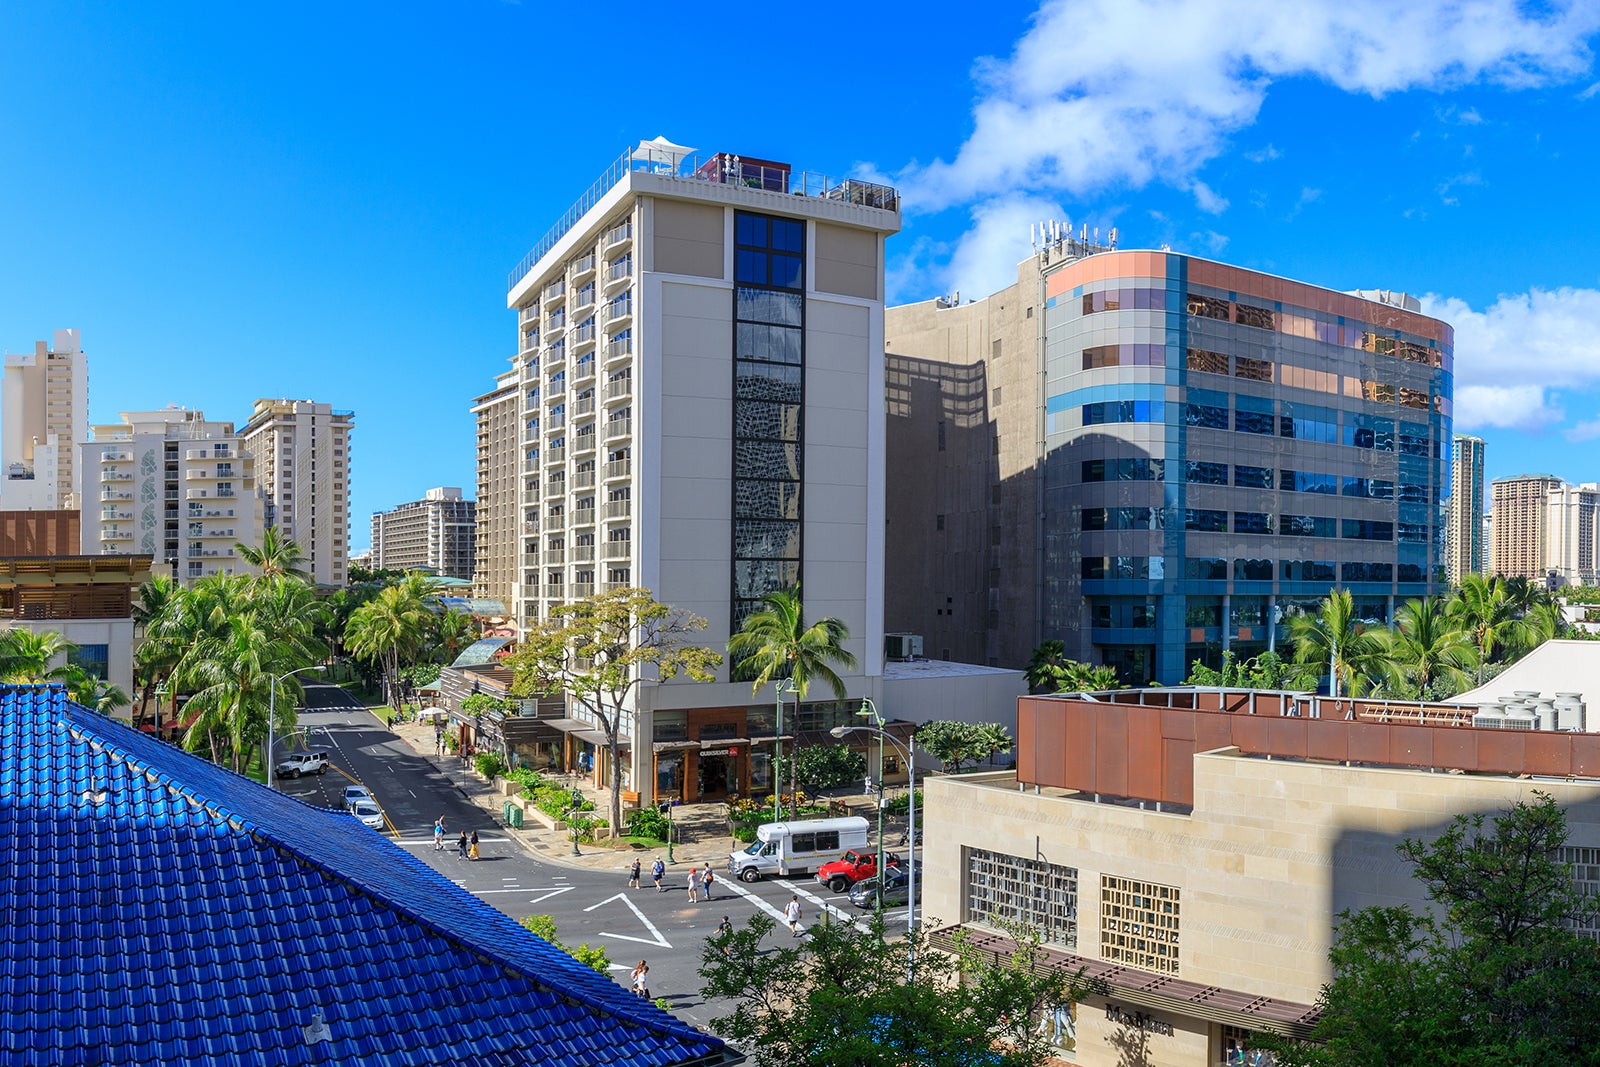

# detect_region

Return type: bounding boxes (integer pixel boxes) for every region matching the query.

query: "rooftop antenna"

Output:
[1109,227,1118,249]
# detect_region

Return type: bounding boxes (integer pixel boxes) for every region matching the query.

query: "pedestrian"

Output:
[702,866,716,900]
[628,859,642,888]
[469,830,480,861]
[715,915,734,957]
[457,830,469,861]
[630,960,650,999]
[433,816,446,852]
[652,858,665,892]
[687,866,699,903]
[784,895,803,937]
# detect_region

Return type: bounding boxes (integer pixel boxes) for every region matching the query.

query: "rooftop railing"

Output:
[507,147,900,290]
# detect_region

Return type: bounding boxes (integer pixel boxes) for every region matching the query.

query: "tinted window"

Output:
[791,833,815,852]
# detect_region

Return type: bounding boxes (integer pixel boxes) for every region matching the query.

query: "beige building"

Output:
[1489,473,1598,585]
[77,408,264,581]
[371,486,476,579]
[2,328,89,511]
[926,687,1600,1066]
[1445,434,1485,585]
[486,138,901,805]
[240,398,353,586]
[472,372,519,607]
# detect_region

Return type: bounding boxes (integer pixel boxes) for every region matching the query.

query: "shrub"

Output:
[628,806,671,840]
[518,914,609,974]
[880,789,923,818]
[474,751,507,781]
[532,782,595,820]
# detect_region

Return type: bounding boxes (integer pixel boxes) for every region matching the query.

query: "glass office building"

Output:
[1041,250,1452,682]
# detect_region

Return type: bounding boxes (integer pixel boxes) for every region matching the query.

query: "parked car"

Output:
[274,751,329,779]
[348,799,384,830]
[343,785,373,810]
[847,863,922,909]
[816,848,904,894]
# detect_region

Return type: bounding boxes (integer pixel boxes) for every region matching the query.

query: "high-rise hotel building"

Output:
[239,399,353,587]
[1446,434,1485,585]
[885,238,1453,683]
[487,140,900,804]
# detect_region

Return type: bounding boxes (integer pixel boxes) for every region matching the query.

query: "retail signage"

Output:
[701,747,739,757]
[1104,1004,1173,1037]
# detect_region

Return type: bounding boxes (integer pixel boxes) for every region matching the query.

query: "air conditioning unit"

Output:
[885,633,924,661]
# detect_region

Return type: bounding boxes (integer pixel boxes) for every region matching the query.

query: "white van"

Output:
[727,816,870,882]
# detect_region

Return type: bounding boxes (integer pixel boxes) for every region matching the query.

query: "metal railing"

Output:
[572,506,596,526]
[507,147,900,290]
[605,378,632,401]
[603,499,632,519]
[569,252,596,276]
[602,540,632,560]
[605,459,632,480]
[604,336,632,362]
[602,295,632,325]
[604,256,632,286]
[605,418,633,439]
[572,545,595,562]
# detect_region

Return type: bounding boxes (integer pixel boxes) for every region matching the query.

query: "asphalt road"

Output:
[272,682,914,1030]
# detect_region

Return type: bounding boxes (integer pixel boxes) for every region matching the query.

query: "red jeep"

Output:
[816,848,903,893]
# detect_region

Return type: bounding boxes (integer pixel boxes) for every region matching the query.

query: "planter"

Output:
[524,806,565,832]
[497,780,521,798]
[621,790,639,807]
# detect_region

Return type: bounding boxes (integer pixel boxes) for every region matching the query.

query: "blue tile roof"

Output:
[0,685,737,1067]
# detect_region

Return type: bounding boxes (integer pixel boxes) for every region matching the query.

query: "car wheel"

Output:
[828,876,849,894]
[317,766,327,775]
[289,769,300,779]
[740,868,761,883]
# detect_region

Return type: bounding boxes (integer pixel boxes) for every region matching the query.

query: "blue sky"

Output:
[4,2,1600,554]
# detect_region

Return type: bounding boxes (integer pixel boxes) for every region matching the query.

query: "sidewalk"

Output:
[386,715,772,875]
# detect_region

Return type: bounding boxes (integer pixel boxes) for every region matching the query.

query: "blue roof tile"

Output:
[0,685,738,1067]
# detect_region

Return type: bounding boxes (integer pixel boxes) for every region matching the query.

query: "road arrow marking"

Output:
[583,892,672,948]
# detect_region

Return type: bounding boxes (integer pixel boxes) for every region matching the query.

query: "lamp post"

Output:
[268,664,326,790]
[831,720,917,982]
[856,698,887,896]
[774,678,799,824]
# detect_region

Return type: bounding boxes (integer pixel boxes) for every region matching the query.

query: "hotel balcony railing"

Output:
[602,540,632,560]
[603,499,632,519]
[604,459,632,481]
[101,510,133,522]
[569,252,596,278]
[543,279,566,306]
[546,446,566,465]
[572,507,596,526]
[507,146,899,290]
[570,582,595,598]
[573,469,595,489]
[546,514,566,531]
[604,220,633,248]
[604,337,632,363]
[185,448,234,461]
[100,471,133,483]
[101,491,133,502]
[572,430,596,454]
[543,550,565,565]
[602,297,632,326]
[572,545,595,562]
[100,450,134,462]
[605,418,632,441]
[604,378,632,402]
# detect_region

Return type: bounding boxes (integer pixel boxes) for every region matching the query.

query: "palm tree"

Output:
[0,628,77,683]
[235,527,311,584]
[727,586,857,807]
[1448,575,1527,682]
[1379,598,1478,698]
[1286,589,1386,698]
[57,664,131,715]
[175,612,298,772]
[1026,640,1072,693]
[430,608,480,664]
[344,574,434,711]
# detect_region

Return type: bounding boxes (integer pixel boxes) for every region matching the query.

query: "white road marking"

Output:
[583,892,672,948]
[715,877,790,923]
[394,837,512,847]
[777,879,856,924]
[523,886,576,905]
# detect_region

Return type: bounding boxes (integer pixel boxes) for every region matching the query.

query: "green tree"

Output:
[701,911,1089,1067]
[57,664,131,715]
[1186,649,1319,690]
[428,607,480,664]
[344,573,435,711]
[917,720,1011,774]
[1287,589,1386,697]
[1264,793,1600,1066]
[1025,639,1072,693]
[777,743,867,795]
[516,914,610,974]
[234,527,311,584]
[728,585,857,699]
[174,606,303,772]
[1377,597,1478,698]
[0,628,77,683]
[131,575,183,730]
[507,587,721,835]
[1447,574,1528,682]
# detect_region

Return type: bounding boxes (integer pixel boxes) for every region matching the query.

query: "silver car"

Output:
[847,864,922,909]
[348,799,384,830]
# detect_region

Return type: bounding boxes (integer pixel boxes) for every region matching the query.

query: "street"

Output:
[275,682,914,1029]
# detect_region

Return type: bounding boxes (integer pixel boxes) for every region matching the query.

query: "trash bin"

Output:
[502,801,513,823]
[507,806,524,829]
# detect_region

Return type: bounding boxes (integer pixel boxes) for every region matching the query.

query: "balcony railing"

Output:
[543,279,566,306]
[99,530,133,542]
[546,514,566,531]
[569,252,596,278]
[100,450,134,462]
[573,430,596,454]
[603,220,633,248]
[546,446,566,465]
[603,256,632,288]
[570,582,595,598]
[572,545,595,562]
[602,540,632,560]
[506,145,899,290]
[603,499,632,519]
[605,459,632,480]
[185,448,234,461]
[101,491,133,502]
[602,295,632,326]
[100,472,133,483]
[605,418,633,440]
[604,378,632,402]
[573,469,595,489]
[543,550,565,565]
[604,337,632,363]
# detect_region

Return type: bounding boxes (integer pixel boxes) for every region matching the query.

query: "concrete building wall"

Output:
[472,375,519,608]
[240,399,353,586]
[371,487,477,578]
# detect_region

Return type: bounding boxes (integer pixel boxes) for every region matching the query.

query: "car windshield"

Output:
[743,841,765,855]
[352,802,380,816]
[854,878,879,894]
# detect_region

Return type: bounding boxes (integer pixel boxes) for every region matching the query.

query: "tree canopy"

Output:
[916,720,1013,774]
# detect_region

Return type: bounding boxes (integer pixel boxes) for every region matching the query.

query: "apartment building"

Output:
[486,138,900,804]
[1547,480,1600,586]
[884,238,1453,682]
[371,487,477,579]
[2,328,89,511]
[1446,433,1485,585]
[472,372,519,606]
[78,408,263,581]
[1487,472,1599,586]
[927,687,1600,1066]
[239,399,353,587]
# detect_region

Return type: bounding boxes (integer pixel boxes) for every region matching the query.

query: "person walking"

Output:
[686,866,700,903]
[784,895,803,937]
[469,830,480,861]
[433,816,446,852]
[652,857,665,892]
[456,830,469,862]
[630,960,650,1000]
[702,866,716,900]
[715,915,734,957]
[628,859,642,888]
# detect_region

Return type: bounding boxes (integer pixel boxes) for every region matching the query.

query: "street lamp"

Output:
[268,664,326,790]
[773,678,799,824]
[832,717,918,982]
[856,698,888,900]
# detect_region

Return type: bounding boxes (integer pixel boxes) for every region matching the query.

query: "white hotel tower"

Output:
[488,138,901,806]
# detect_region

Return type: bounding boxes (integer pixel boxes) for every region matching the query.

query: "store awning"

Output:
[573,728,627,749]
[652,740,701,753]
[700,737,749,748]
[542,717,593,734]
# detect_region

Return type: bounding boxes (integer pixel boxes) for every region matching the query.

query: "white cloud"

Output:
[930,195,1069,304]
[897,0,1600,213]
[1565,416,1600,442]
[1190,180,1229,214]
[1244,144,1281,163]
[1422,287,1600,432]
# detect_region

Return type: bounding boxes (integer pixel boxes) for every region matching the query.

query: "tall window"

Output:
[1100,874,1181,974]
[732,212,805,630]
[966,847,1079,950]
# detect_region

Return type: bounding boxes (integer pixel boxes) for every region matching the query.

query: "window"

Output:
[1235,558,1273,581]
[1082,344,1164,369]
[1234,303,1275,330]
[1233,465,1272,489]
[1082,458,1164,482]
[1186,294,1229,320]
[68,644,109,681]
[1185,389,1228,429]
[1282,470,1337,495]
[1234,395,1274,435]
[1234,356,1272,382]
[1281,411,1339,443]
[1280,514,1336,538]
[1342,561,1393,582]
[967,848,1079,950]
[1399,522,1429,543]
[1184,558,1228,580]
[1185,461,1229,485]
[1233,512,1271,534]
[1398,423,1430,456]
[936,514,945,531]
[1083,400,1164,425]
[1185,509,1227,532]
[1342,519,1393,541]
[1186,349,1228,374]
[1101,875,1180,975]
[1282,559,1336,581]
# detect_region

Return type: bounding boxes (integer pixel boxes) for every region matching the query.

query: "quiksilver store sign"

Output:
[1104,1004,1174,1037]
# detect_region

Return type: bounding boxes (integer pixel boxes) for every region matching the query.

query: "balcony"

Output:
[523,489,540,505]
[100,471,133,483]
[572,544,595,563]
[603,336,633,365]
[100,490,133,502]
[604,459,632,481]
[544,343,566,371]
[197,528,236,539]
[603,499,632,519]
[100,450,134,463]
[543,550,565,565]
[542,279,566,307]
[573,397,596,418]
[100,510,133,522]
[545,477,566,496]
[185,448,235,461]
[602,295,633,328]
[573,469,595,490]
[602,580,630,593]
[604,377,633,403]
[572,430,596,455]
[573,358,596,387]
[99,530,134,543]
[184,469,220,480]
[605,418,633,441]
[519,305,541,331]
[523,519,540,534]
[215,488,236,498]
[571,288,596,314]
[547,413,566,432]
[572,506,596,527]
[602,540,632,560]
[570,582,595,598]
[197,509,235,518]
[569,252,596,280]
[546,446,566,466]
[186,548,237,559]
[546,514,566,531]
[571,323,596,354]
[602,256,632,293]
